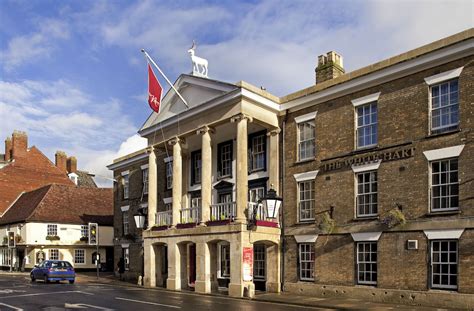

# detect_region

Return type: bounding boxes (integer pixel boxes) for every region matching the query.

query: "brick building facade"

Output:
[280,31,473,308]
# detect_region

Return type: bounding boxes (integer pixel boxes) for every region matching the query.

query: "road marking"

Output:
[115,297,181,309]
[0,302,23,310]
[65,303,113,310]
[0,289,26,294]
[0,290,91,299]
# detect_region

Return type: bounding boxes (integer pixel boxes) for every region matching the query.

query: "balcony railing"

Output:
[180,206,201,224]
[156,210,172,227]
[210,202,236,221]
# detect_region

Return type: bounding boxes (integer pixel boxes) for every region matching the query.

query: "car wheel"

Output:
[30,274,36,282]
[69,280,75,284]
[43,275,49,283]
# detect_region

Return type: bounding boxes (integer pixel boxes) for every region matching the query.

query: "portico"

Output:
[140,74,282,297]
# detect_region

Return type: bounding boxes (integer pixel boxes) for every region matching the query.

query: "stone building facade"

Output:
[111,29,473,308]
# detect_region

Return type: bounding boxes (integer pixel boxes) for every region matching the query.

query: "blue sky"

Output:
[0,0,472,186]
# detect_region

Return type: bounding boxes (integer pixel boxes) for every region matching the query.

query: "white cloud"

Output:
[0,79,139,188]
[90,0,472,95]
[0,18,70,71]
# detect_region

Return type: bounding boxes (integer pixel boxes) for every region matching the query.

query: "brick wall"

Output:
[283,56,474,295]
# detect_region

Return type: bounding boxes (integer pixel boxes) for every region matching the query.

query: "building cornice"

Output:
[107,151,149,171]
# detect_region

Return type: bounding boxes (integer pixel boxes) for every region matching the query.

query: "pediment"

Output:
[213,180,234,191]
[141,74,237,131]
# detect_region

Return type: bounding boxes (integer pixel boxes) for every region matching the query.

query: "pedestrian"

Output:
[117,257,125,280]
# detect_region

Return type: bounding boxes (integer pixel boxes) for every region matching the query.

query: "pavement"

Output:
[0,271,462,310]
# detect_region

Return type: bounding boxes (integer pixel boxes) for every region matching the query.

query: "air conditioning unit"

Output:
[407,240,418,250]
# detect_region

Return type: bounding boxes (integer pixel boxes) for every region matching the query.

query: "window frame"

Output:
[298,243,315,281]
[355,170,378,218]
[142,168,149,195]
[122,212,129,236]
[49,249,59,260]
[74,249,85,265]
[429,79,459,135]
[191,150,202,185]
[123,174,130,199]
[80,225,88,238]
[218,243,230,278]
[166,161,173,190]
[298,180,315,222]
[253,244,266,280]
[356,241,377,285]
[430,240,458,290]
[47,224,57,236]
[429,158,459,213]
[355,102,378,149]
[297,121,316,161]
[249,131,267,172]
[217,140,233,179]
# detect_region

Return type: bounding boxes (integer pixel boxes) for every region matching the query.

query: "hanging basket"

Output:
[318,212,336,234]
[381,208,406,228]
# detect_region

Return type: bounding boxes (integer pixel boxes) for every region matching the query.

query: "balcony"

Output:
[247,202,279,228]
[178,206,201,228]
[208,202,236,225]
[154,210,172,230]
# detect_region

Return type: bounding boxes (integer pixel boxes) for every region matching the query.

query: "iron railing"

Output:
[156,210,172,226]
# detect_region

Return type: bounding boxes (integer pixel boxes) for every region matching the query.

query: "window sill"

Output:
[425,210,461,217]
[217,175,232,181]
[426,128,460,139]
[295,158,315,165]
[296,220,316,225]
[354,145,378,153]
[352,216,379,222]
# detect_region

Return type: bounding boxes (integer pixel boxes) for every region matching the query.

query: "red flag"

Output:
[147,63,163,113]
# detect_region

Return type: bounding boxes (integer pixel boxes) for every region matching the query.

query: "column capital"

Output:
[267,128,281,136]
[230,113,253,123]
[168,136,185,146]
[196,125,215,135]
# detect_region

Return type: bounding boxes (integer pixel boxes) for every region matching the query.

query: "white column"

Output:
[166,243,181,290]
[268,129,280,192]
[197,126,213,223]
[169,137,183,227]
[231,114,252,223]
[143,239,156,287]
[147,147,157,228]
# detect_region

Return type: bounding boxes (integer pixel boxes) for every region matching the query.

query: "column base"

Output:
[195,280,211,294]
[266,282,281,293]
[143,276,153,288]
[166,277,181,291]
[228,283,244,297]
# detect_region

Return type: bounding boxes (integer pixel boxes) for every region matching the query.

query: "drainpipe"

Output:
[280,109,289,292]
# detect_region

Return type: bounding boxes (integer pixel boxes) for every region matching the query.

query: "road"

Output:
[0,274,325,311]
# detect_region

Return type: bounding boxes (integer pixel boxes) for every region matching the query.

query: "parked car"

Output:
[30,260,75,284]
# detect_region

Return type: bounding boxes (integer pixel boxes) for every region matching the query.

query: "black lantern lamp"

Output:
[261,188,282,220]
[134,212,146,229]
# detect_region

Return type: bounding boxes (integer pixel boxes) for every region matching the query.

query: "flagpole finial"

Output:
[141,49,145,53]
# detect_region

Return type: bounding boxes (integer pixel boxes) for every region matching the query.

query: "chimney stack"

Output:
[66,156,77,173]
[315,51,345,84]
[11,130,28,159]
[55,151,68,172]
[4,137,12,161]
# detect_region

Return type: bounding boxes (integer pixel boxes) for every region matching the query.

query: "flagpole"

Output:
[141,49,190,109]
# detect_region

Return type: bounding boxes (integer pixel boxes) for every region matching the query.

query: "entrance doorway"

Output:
[253,244,266,291]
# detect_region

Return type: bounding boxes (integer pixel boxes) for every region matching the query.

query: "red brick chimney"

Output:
[55,151,68,172]
[11,130,28,159]
[66,156,77,173]
[4,137,12,161]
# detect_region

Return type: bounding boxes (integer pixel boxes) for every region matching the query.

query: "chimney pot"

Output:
[55,151,68,172]
[315,51,345,84]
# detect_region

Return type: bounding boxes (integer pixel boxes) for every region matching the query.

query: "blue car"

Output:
[30,260,75,284]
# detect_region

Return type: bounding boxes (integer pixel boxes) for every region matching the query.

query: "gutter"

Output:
[280,109,289,292]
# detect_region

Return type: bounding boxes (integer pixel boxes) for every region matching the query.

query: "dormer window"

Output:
[68,173,78,185]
